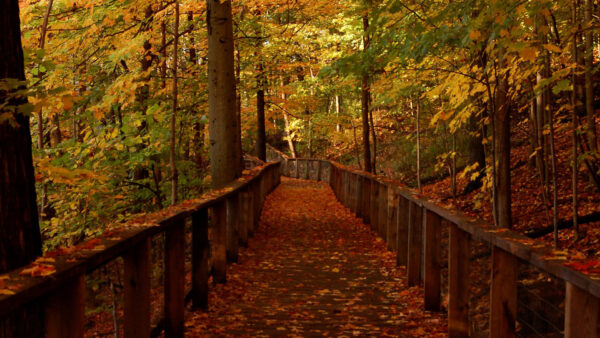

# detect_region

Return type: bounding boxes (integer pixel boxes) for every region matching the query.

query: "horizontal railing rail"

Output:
[276,152,598,338]
[0,161,281,337]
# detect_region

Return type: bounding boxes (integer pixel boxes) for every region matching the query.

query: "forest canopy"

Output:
[9,0,600,251]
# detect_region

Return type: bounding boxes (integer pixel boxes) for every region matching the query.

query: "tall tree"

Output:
[170,1,180,204]
[0,0,44,335]
[494,66,512,229]
[256,62,267,161]
[207,0,242,189]
[361,11,372,173]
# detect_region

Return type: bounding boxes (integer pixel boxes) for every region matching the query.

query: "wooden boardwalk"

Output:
[185,178,447,336]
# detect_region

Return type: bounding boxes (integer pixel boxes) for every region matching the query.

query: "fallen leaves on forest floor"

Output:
[185,178,447,337]
[422,120,600,262]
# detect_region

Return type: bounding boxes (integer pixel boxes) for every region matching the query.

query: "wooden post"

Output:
[356,175,363,218]
[192,208,209,310]
[490,247,517,338]
[295,159,299,179]
[352,174,358,213]
[317,160,323,181]
[565,282,600,337]
[124,238,151,337]
[212,200,227,283]
[407,202,423,286]
[239,190,249,247]
[424,210,442,311]
[449,223,470,337]
[45,275,85,338]
[345,172,350,208]
[165,220,185,338]
[340,171,345,205]
[387,189,399,251]
[378,183,388,240]
[248,185,256,235]
[363,178,371,224]
[396,197,409,266]
[252,180,261,231]
[370,180,378,232]
[305,159,310,179]
[226,194,240,262]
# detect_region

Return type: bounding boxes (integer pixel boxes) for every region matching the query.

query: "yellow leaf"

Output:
[520,47,537,62]
[543,44,562,53]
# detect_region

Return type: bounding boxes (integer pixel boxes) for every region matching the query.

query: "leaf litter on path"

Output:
[185,177,447,337]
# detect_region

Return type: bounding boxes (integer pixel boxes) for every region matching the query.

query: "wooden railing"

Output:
[0,161,281,337]
[271,150,599,337]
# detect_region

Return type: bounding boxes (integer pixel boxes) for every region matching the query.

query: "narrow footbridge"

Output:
[0,148,598,337]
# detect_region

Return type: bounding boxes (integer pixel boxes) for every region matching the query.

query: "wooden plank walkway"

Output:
[185,177,447,336]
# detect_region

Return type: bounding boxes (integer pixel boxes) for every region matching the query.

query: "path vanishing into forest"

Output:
[184,178,447,336]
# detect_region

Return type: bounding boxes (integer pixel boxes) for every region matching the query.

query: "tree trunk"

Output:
[170,0,179,204]
[550,107,558,247]
[361,14,372,173]
[207,0,242,189]
[463,112,486,194]
[584,0,598,162]
[495,70,512,229]
[0,0,44,335]
[335,95,342,132]
[37,0,54,222]
[369,104,377,173]
[350,118,362,170]
[188,12,203,177]
[572,0,580,239]
[256,63,266,161]
[415,99,421,192]
[281,76,297,157]
[452,131,457,198]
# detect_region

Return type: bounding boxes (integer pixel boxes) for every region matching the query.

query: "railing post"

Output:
[396,197,409,266]
[490,246,517,338]
[387,189,399,252]
[295,159,299,179]
[164,220,185,337]
[45,274,85,338]
[343,171,349,207]
[239,189,249,247]
[212,200,227,283]
[449,223,470,337]
[424,210,442,311]
[317,160,323,181]
[363,178,371,224]
[253,180,261,231]
[192,208,209,310]
[355,175,363,218]
[226,194,240,263]
[124,237,151,337]
[407,201,423,286]
[369,180,378,231]
[247,184,256,235]
[352,174,358,213]
[565,282,600,337]
[305,159,310,180]
[378,183,388,240]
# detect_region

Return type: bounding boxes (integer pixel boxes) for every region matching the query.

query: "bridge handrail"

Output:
[0,161,281,337]
[280,155,598,337]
